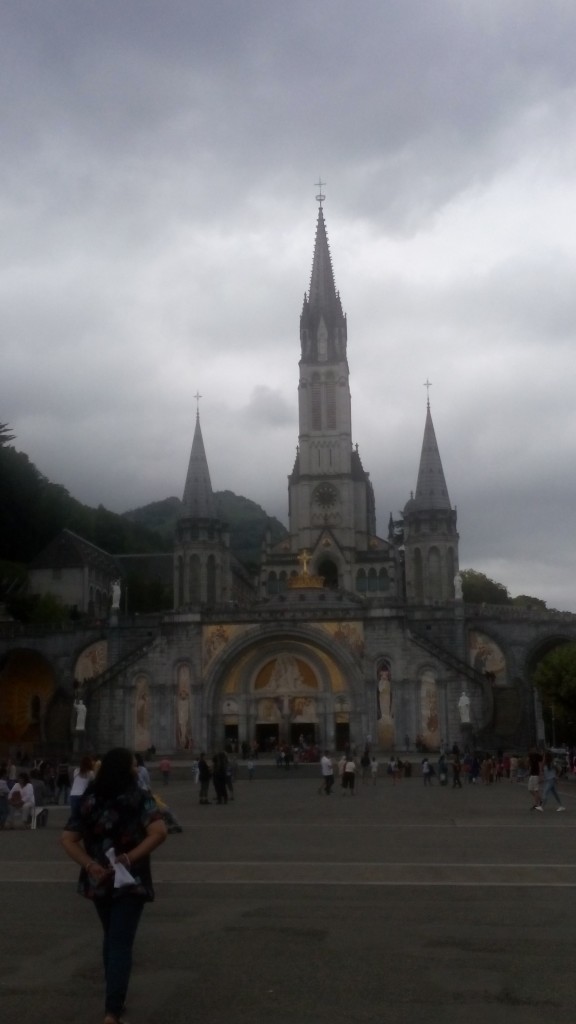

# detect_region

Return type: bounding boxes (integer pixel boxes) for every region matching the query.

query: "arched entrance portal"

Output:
[525,635,576,747]
[0,649,56,753]
[317,558,338,589]
[209,633,359,755]
[254,654,319,753]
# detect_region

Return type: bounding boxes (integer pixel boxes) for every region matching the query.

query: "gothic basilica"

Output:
[3,199,574,757]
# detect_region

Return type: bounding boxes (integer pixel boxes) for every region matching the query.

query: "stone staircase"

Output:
[407,626,485,686]
[89,638,154,694]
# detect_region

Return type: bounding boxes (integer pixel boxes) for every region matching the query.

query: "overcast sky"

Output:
[2,1,576,611]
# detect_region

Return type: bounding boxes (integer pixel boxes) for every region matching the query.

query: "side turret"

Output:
[174,411,231,608]
[402,401,459,604]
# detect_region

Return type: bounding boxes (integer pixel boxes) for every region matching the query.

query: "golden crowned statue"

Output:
[288,549,325,589]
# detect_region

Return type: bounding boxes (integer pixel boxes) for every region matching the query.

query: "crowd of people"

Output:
[0,737,572,1024]
[414,746,571,806]
[195,751,238,804]
[307,743,572,807]
[0,753,101,829]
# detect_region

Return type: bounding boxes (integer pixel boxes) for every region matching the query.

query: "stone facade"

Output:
[1,202,575,757]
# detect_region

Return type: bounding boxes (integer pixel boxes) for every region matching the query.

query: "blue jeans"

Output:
[542,779,562,805]
[94,896,145,1016]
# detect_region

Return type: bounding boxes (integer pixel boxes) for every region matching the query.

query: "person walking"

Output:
[360,748,371,783]
[135,753,151,793]
[527,748,543,811]
[337,754,347,789]
[60,747,167,1024]
[0,770,9,828]
[69,756,94,817]
[370,757,379,785]
[225,759,235,801]
[159,758,171,785]
[197,753,212,804]
[212,752,229,804]
[541,752,565,811]
[56,758,71,805]
[319,751,334,795]
[421,758,433,786]
[452,754,462,789]
[342,756,357,795]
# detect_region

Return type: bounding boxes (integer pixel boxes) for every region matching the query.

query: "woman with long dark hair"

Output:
[60,747,167,1024]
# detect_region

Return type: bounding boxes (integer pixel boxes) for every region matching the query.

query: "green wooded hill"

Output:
[0,445,169,565]
[124,490,288,571]
[0,441,288,605]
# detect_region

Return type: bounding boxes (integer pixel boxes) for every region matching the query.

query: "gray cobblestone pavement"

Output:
[2,772,576,1024]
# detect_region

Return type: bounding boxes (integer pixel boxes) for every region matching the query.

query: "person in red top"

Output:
[159,757,171,785]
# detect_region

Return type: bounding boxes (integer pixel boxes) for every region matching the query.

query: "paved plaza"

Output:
[2,767,576,1024]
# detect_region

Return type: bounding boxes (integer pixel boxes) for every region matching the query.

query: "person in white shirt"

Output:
[343,757,357,795]
[70,756,95,815]
[8,772,35,827]
[135,754,152,792]
[319,752,334,795]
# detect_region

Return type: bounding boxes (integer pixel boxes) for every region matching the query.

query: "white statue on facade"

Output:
[458,689,471,725]
[454,573,463,600]
[267,654,305,693]
[74,699,87,732]
[111,579,121,610]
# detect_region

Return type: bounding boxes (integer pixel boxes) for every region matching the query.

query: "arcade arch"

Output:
[204,629,364,754]
[525,634,576,745]
[0,648,56,752]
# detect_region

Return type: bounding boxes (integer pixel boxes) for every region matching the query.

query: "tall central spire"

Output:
[308,207,339,314]
[182,412,216,519]
[300,198,347,365]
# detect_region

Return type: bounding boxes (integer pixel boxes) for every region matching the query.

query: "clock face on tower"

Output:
[313,483,338,509]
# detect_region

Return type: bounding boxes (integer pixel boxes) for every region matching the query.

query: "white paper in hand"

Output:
[106,848,137,888]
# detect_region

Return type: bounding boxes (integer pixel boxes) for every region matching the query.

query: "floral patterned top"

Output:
[64,783,163,902]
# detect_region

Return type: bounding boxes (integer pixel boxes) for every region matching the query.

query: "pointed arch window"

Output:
[318,559,338,589]
[177,555,184,607]
[428,547,441,598]
[267,571,278,596]
[356,569,367,593]
[325,374,337,429]
[207,554,216,606]
[189,555,201,605]
[378,568,390,593]
[446,548,455,598]
[414,548,423,603]
[311,374,322,430]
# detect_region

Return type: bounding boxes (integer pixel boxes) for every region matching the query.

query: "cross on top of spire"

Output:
[194,391,202,416]
[315,177,326,208]
[423,378,432,408]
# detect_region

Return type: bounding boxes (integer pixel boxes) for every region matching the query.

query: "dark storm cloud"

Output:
[1,1,576,609]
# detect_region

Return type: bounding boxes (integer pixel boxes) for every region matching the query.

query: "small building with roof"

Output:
[28,529,122,618]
